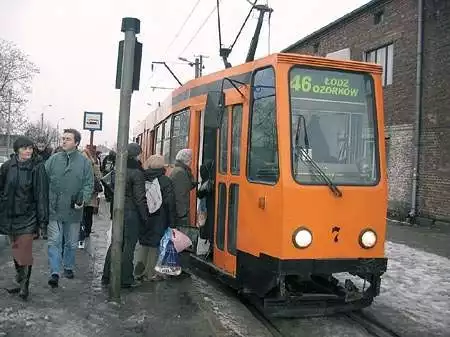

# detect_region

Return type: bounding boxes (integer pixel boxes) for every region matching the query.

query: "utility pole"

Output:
[179,55,208,79]
[110,17,141,302]
[194,57,200,78]
[6,89,12,155]
[197,55,205,77]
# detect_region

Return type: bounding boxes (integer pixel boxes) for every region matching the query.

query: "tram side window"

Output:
[231,104,243,175]
[163,118,171,163]
[219,107,229,174]
[170,109,190,164]
[155,125,162,155]
[247,67,279,183]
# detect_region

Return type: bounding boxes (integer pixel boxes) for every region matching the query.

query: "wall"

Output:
[416,0,450,221]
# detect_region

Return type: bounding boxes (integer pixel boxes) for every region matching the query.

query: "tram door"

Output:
[214,95,244,276]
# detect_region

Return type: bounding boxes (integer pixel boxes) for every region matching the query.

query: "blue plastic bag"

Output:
[154,228,182,276]
[155,228,172,267]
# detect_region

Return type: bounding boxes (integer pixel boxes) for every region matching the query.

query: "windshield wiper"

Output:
[295,116,343,198]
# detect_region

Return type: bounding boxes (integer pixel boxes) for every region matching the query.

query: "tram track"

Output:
[185,256,402,337]
[345,311,402,337]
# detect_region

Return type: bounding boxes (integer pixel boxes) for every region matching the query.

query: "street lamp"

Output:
[56,117,64,147]
[41,104,53,131]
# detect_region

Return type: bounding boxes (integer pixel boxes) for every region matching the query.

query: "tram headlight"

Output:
[359,229,377,248]
[292,227,312,249]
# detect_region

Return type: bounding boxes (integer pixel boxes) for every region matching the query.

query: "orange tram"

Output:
[134,53,388,317]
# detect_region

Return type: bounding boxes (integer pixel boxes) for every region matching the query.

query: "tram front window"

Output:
[289,67,379,186]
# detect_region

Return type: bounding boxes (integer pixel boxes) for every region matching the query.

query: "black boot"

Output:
[6,260,24,294]
[19,266,32,300]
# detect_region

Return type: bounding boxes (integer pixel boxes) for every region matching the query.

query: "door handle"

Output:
[258,196,266,210]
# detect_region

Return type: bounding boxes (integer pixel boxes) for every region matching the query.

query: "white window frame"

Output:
[365,44,394,87]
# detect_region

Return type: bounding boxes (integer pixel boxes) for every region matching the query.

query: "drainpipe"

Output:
[408,0,424,220]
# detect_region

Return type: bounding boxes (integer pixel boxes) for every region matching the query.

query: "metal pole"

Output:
[41,113,44,132]
[90,130,94,146]
[199,55,203,77]
[6,89,12,155]
[109,17,140,302]
[408,0,424,220]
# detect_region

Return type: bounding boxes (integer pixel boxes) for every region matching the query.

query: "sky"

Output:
[0,0,371,149]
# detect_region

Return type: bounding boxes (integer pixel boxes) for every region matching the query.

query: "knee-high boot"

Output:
[6,259,25,294]
[19,265,32,300]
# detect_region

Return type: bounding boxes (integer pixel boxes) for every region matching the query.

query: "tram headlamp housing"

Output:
[292,227,312,249]
[359,229,377,248]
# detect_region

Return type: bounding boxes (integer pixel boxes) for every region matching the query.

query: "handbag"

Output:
[94,176,103,193]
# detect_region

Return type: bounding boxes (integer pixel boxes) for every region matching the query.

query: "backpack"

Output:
[145,178,162,214]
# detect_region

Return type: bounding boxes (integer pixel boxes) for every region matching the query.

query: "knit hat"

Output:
[175,149,193,165]
[145,154,165,169]
[127,143,142,158]
[13,136,34,153]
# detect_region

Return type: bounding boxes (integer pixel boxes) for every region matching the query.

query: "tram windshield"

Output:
[289,66,379,186]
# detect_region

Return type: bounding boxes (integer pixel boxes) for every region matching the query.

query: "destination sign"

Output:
[289,68,370,103]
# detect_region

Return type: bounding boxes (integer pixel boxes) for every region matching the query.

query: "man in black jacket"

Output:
[101,143,150,288]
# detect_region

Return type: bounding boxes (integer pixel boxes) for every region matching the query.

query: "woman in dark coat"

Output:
[101,143,150,288]
[134,154,176,281]
[197,160,215,246]
[169,149,196,226]
[0,136,49,300]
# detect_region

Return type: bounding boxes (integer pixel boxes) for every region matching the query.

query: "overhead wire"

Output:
[147,0,203,88]
[162,0,203,57]
[217,0,223,52]
[229,0,258,51]
[178,0,222,57]
[267,0,271,54]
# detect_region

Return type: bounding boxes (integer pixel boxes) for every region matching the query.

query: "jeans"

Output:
[48,220,79,276]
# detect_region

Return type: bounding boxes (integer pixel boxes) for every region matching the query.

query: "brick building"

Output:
[283,0,450,226]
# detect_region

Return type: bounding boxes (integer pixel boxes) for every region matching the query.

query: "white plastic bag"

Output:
[196,238,211,256]
[106,221,112,246]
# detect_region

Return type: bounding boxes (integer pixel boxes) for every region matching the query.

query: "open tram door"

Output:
[197,86,246,279]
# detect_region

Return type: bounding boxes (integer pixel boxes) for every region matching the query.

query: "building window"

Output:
[374,10,384,25]
[366,44,393,86]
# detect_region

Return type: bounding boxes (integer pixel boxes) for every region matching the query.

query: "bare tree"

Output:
[0,39,39,134]
[24,120,58,147]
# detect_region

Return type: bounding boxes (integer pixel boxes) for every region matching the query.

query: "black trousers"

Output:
[79,206,94,241]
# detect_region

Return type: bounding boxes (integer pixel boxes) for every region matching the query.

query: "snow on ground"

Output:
[338,241,450,336]
[191,275,273,337]
[375,241,450,336]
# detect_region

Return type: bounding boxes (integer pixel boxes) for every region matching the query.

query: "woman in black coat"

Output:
[197,160,215,246]
[101,143,150,288]
[0,136,49,300]
[134,154,176,281]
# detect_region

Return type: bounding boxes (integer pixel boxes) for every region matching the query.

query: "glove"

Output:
[74,201,84,210]
[40,226,48,240]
